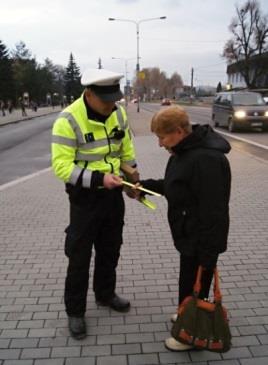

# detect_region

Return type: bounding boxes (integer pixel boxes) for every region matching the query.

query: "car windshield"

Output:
[233,93,265,106]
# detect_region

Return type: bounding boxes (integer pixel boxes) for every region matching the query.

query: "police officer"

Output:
[51,68,138,339]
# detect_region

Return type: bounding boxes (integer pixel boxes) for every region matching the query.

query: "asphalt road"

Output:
[0,103,267,185]
[0,114,54,185]
[144,103,268,161]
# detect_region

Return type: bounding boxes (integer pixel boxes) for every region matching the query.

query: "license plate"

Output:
[251,122,263,127]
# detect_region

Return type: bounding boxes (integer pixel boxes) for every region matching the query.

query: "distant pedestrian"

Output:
[19,98,27,117]
[30,100,38,112]
[0,100,6,116]
[7,100,13,114]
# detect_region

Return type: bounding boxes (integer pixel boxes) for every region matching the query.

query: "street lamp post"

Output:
[112,57,135,106]
[109,16,166,112]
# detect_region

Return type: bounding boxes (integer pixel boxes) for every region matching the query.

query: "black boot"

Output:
[68,316,86,339]
[96,294,130,312]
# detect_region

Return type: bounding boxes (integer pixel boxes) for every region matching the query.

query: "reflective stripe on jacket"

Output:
[51,94,136,187]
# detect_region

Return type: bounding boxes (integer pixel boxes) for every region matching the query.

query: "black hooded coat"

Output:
[141,125,231,267]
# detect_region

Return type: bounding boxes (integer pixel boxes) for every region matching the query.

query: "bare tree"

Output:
[140,67,165,100]
[168,72,184,98]
[134,67,184,100]
[223,0,268,88]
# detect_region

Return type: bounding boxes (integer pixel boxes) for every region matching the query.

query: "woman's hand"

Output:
[124,182,142,199]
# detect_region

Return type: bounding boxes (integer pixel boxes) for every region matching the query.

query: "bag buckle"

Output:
[179,328,193,344]
[194,337,208,348]
[208,339,224,350]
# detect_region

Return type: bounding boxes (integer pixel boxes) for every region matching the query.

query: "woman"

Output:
[139,106,231,351]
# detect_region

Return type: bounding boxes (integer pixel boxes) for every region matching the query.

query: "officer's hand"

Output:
[103,174,123,190]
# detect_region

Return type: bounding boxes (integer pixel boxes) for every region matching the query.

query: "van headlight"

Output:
[265,111,268,117]
[234,110,246,119]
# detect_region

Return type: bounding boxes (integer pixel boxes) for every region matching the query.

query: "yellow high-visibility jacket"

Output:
[51,95,136,188]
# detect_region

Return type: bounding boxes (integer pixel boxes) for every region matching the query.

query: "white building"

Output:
[227,52,268,89]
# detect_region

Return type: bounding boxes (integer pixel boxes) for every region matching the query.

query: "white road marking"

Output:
[0,167,51,191]
[216,129,268,150]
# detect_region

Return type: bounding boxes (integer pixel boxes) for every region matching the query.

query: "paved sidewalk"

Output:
[0,104,268,364]
[0,106,61,127]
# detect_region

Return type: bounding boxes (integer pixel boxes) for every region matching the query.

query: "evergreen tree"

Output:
[64,53,82,102]
[34,59,64,105]
[11,41,39,104]
[9,41,65,105]
[216,82,222,92]
[0,40,14,101]
[34,59,55,104]
[53,65,65,104]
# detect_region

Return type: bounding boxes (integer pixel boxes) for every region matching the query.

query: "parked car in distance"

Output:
[212,91,268,132]
[161,98,171,106]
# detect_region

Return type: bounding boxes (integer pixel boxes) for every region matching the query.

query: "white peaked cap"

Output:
[81,68,124,86]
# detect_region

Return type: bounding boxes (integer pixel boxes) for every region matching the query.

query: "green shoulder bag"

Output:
[171,266,232,352]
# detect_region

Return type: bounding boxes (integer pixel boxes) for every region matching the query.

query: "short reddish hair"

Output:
[151,106,192,134]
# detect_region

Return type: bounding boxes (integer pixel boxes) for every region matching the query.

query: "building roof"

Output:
[227,51,268,73]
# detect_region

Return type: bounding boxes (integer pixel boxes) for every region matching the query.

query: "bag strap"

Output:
[193,266,222,303]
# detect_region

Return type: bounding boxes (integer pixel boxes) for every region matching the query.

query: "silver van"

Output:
[212,91,268,132]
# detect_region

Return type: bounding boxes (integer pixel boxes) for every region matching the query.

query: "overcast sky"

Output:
[1,0,267,87]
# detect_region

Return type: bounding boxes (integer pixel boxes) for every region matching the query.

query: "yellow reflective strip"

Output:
[60,112,85,144]
[82,169,92,188]
[76,150,121,161]
[122,159,137,166]
[116,107,128,130]
[79,139,106,149]
[69,165,82,185]
[52,135,77,147]
[76,153,104,161]
[79,138,120,150]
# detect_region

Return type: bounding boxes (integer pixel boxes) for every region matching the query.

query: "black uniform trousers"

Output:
[179,254,218,305]
[64,187,125,317]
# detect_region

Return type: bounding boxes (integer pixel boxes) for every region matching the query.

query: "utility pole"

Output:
[190,67,194,93]
[190,67,194,103]
[111,57,135,107]
[108,16,166,112]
